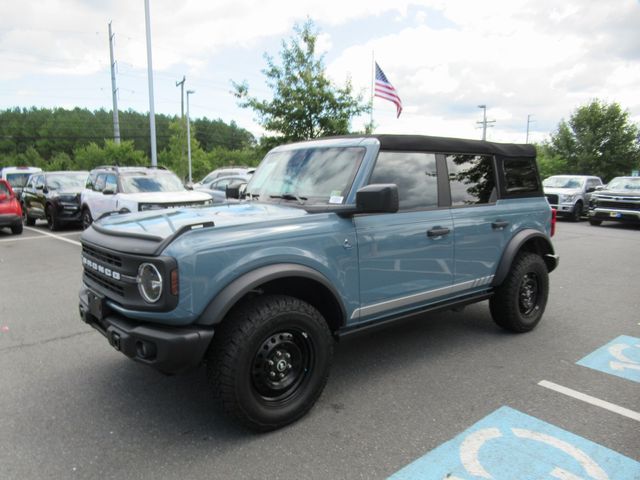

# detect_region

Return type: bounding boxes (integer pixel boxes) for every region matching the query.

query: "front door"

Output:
[354,151,454,324]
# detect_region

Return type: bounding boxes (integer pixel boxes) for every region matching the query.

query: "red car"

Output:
[0,179,23,235]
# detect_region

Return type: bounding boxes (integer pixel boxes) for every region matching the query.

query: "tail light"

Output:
[550,208,557,237]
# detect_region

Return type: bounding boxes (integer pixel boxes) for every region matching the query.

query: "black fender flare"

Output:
[197,263,347,327]
[492,229,558,286]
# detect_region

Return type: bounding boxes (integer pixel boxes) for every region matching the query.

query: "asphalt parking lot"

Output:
[1,219,638,479]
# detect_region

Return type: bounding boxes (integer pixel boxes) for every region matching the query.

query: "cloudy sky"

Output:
[1,0,639,144]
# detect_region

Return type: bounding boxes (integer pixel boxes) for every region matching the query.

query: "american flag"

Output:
[374,62,403,118]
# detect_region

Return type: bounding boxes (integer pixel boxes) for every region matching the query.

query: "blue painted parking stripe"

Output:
[389,406,639,480]
[577,335,640,383]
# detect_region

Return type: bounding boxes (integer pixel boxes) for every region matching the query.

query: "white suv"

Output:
[80,166,212,229]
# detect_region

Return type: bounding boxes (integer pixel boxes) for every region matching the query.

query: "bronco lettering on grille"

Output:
[82,255,121,280]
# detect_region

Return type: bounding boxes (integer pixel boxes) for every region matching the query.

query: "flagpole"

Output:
[370,50,374,131]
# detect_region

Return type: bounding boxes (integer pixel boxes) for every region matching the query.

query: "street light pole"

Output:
[186,90,195,184]
[144,0,157,167]
[476,104,495,141]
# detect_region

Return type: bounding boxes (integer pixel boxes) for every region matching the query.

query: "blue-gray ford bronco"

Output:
[79,134,558,431]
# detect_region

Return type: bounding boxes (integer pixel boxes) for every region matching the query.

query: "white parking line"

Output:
[538,380,640,422]
[22,226,81,247]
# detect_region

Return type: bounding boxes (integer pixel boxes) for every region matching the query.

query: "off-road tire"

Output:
[490,252,549,333]
[11,222,23,235]
[589,219,602,226]
[81,207,92,230]
[46,205,60,231]
[570,201,583,222]
[207,294,333,432]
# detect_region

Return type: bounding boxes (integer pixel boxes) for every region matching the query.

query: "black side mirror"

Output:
[103,188,116,195]
[226,181,246,200]
[356,184,399,214]
[586,187,595,193]
[36,184,44,191]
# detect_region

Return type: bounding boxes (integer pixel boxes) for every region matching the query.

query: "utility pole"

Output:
[186,90,195,184]
[144,0,157,167]
[176,76,186,118]
[476,104,495,141]
[108,21,121,144]
[526,114,534,144]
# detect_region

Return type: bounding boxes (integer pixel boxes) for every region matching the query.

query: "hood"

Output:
[123,190,212,203]
[93,202,308,241]
[543,187,581,196]
[593,189,640,198]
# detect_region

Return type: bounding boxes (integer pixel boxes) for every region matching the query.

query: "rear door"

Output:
[354,151,454,324]
[446,154,507,288]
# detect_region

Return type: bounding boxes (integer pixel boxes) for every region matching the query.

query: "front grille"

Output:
[83,244,123,267]
[545,194,558,205]
[84,269,124,296]
[596,200,640,211]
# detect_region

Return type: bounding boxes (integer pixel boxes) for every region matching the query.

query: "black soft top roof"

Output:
[371,134,535,158]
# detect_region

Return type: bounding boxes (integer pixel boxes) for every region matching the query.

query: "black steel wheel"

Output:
[81,208,92,230]
[490,252,549,333]
[207,294,333,431]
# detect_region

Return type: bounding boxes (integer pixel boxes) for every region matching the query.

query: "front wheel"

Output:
[23,204,35,226]
[490,252,549,333]
[46,205,60,231]
[589,218,602,226]
[570,201,583,222]
[81,208,92,230]
[207,295,333,431]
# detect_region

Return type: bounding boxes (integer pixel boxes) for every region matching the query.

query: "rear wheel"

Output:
[81,208,92,230]
[490,252,549,333]
[11,223,23,235]
[207,295,333,431]
[22,204,35,226]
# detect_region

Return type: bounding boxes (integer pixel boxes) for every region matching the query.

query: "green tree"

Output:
[535,143,568,180]
[73,140,147,170]
[233,20,370,149]
[547,100,640,180]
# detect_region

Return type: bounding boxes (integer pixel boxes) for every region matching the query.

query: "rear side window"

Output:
[446,154,496,205]
[370,151,438,211]
[502,157,540,195]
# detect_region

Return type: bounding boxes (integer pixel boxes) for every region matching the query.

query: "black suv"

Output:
[22,171,88,230]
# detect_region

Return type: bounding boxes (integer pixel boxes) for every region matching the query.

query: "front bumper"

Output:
[79,285,214,375]
[547,202,577,216]
[589,208,640,224]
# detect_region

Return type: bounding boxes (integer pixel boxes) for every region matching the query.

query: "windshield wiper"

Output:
[269,193,307,205]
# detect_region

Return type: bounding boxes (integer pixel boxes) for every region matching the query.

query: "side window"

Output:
[26,176,36,189]
[35,175,45,189]
[502,157,539,196]
[105,174,118,192]
[447,154,496,205]
[94,174,107,192]
[212,178,232,191]
[0,182,9,195]
[86,173,97,190]
[369,151,438,211]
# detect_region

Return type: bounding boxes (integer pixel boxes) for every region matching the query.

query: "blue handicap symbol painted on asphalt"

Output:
[389,406,640,480]
[577,335,640,384]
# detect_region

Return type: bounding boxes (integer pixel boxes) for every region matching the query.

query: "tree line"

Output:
[0,107,262,182]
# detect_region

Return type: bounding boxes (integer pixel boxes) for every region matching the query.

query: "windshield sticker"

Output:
[329,195,344,204]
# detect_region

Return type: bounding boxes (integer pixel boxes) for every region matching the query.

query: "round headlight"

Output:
[137,263,163,303]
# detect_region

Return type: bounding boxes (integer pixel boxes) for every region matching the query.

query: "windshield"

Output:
[120,171,186,193]
[6,173,32,188]
[46,173,87,190]
[542,176,585,189]
[606,177,640,191]
[245,147,365,205]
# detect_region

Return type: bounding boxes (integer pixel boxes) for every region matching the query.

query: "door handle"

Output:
[427,227,451,237]
[492,220,509,229]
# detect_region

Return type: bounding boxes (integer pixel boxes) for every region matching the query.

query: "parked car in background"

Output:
[542,175,603,221]
[192,166,255,189]
[21,171,88,230]
[0,166,42,201]
[194,174,252,203]
[81,166,213,229]
[0,179,23,235]
[588,176,640,226]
